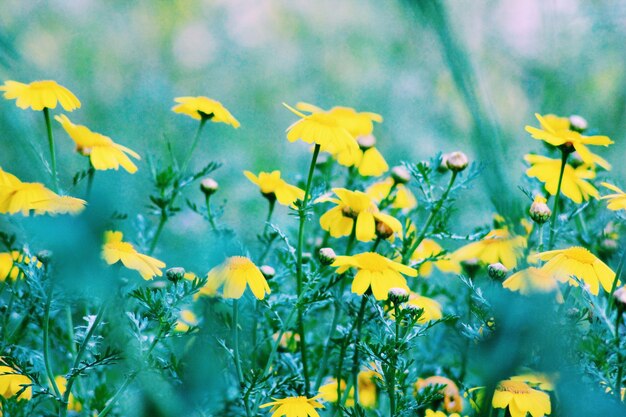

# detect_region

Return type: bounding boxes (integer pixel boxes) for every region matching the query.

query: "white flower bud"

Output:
[445,151,469,172]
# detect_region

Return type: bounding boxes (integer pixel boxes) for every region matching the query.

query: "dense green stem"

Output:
[548,151,569,249]
[43,286,62,400]
[180,118,208,173]
[314,301,341,391]
[43,108,58,192]
[232,300,252,417]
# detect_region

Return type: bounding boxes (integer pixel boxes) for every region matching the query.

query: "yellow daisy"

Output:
[0,360,32,400]
[318,378,354,407]
[525,113,613,169]
[366,178,417,211]
[453,228,526,269]
[243,170,304,207]
[295,102,383,138]
[534,246,614,295]
[0,80,80,111]
[174,309,199,332]
[0,168,85,216]
[406,293,443,324]
[0,251,42,281]
[205,256,270,300]
[525,154,599,204]
[502,267,560,295]
[492,379,551,417]
[260,395,324,417]
[414,376,463,413]
[55,114,141,173]
[55,376,82,412]
[354,146,389,177]
[409,239,460,277]
[600,182,626,211]
[101,231,166,280]
[332,252,416,300]
[319,188,402,242]
[357,368,380,408]
[172,96,240,127]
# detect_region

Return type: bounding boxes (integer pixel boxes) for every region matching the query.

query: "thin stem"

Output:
[233,300,252,417]
[43,286,62,400]
[389,303,400,417]
[43,108,58,192]
[180,118,208,174]
[378,182,399,210]
[314,300,341,391]
[351,296,368,406]
[263,199,276,237]
[548,151,569,249]
[537,223,545,254]
[402,171,458,264]
[608,249,626,312]
[205,194,218,232]
[148,213,167,255]
[615,309,624,399]
[86,166,95,199]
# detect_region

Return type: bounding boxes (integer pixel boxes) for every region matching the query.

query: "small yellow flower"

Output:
[0,80,80,111]
[409,239,460,277]
[525,154,599,204]
[510,373,555,391]
[600,182,626,211]
[172,96,240,127]
[55,376,82,412]
[357,368,380,408]
[354,147,389,177]
[243,170,304,207]
[101,231,166,280]
[174,309,199,332]
[318,378,354,407]
[425,410,466,417]
[55,115,141,173]
[273,331,301,352]
[453,228,526,269]
[492,379,551,417]
[502,267,560,295]
[406,293,443,324]
[284,103,360,167]
[295,102,383,138]
[332,252,416,300]
[0,168,86,216]
[366,178,417,211]
[205,256,270,300]
[0,251,42,281]
[415,376,463,413]
[534,246,614,295]
[260,395,324,417]
[319,188,402,242]
[0,360,32,400]
[525,113,613,169]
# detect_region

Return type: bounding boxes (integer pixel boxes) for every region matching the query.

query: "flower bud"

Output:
[318,247,337,266]
[375,221,394,240]
[166,267,186,283]
[599,238,618,255]
[487,263,508,281]
[36,250,53,266]
[391,166,411,185]
[200,178,219,196]
[357,134,376,150]
[613,286,626,310]
[260,265,276,280]
[445,151,469,172]
[388,287,410,304]
[569,115,588,133]
[529,196,552,224]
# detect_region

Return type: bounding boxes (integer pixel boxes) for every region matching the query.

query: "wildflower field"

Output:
[2,1,626,417]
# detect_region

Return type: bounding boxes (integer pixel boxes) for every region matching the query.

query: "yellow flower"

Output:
[534,246,614,295]
[332,252,416,300]
[0,251,41,281]
[319,188,402,242]
[172,96,240,127]
[0,360,32,400]
[409,239,460,277]
[492,379,551,417]
[260,396,324,417]
[415,376,463,413]
[273,331,301,353]
[101,231,166,280]
[0,80,80,111]
[425,410,466,417]
[600,182,626,211]
[205,256,270,300]
[357,369,380,408]
[502,267,560,295]
[525,113,613,169]
[510,373,555,392]
[406,293,443,323]
[366,178,417,211]
[55,376,82,412]
[295,102,383,138]
[243,170,305,207]
[174,309,199,332]
[55,114,141,173]
[525,154,599,203]
[453,228,526,269]
[354,147,389,177]
[318,378,354,407]
[0,168,85,216]
[284,103,360,167]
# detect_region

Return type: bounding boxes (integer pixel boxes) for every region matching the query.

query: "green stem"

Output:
[148,213,167,255]
[537,223,545,255]
[389,303,400,417]
[233,300,252,417]
[205,194,218,232]
[314,300,341,391]
[608,249,626,313]
[181,118,208,174]
[351,296,368,406]
[85,166,95,199]
[263,199,276,237]
[402,171,458,264]
[379,182,399,210]
[615,309,624,400]
[43,108,58,192]
[43,286,62,400]
[548,151,569,249]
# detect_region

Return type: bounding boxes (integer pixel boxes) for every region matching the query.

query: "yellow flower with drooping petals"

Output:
[502,267,560,295]
[525,154,599,204]
[101,231,165,280]
[354,146,389,177]
[296,102,383,138]
[600,182,626,211]
[525,113,613,169]
[205,256,270,300]
[415,376,463,413]
[284,103,360,167]
[510,373,555,392]
[243,170,304,207]
[174,309,199,332]
[332,252,416,300]
[0,251,42,281]
[406,293,443,323]
[533,246,614,295]
[409,239,460,276]
[366,178,417,211]
[55,376,82,412]
[0,80,80,111]
[0,359,32,400]
[492,379,551,417]
[172,96,240,127]
[0,168,85,216]
[318,378,354,407]
[453,228,526,269]
[260,395,324,417]
[357,368,380,408]
[319,188,402,242]
[55,114,141,173]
